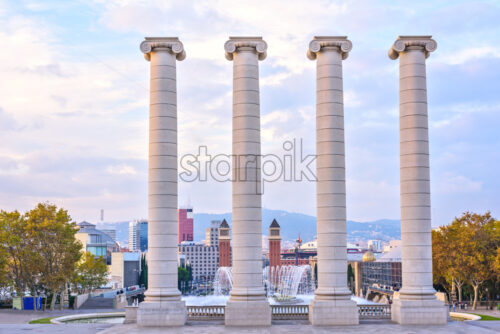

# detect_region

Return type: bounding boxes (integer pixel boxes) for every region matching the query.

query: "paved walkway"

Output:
[1,309,500,334]
[0,309,117,334]
[98,320,500,334]
[0,323,113,334]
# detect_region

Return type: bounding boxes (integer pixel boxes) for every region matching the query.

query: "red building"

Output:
[178,208,194,244]
[218,219,231,267]
[280,256,312,266]
[269,219,281,268]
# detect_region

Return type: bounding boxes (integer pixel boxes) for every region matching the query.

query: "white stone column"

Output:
[307,36,358,326]
[223,36,271,326]
[137,37,187,327]
[389,35,447,325]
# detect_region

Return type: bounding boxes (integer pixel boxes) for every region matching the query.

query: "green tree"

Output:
[433,212,499,306]
[347,264,354,293]
[138,254,148,289]
[0,234,8,289]
[432,228,455,298]
[74,252,108,294]
[452,212,498,309]
[0,210,38,306]
[25,203,82,310]
[495,247,500,277]
[178,267,189,293]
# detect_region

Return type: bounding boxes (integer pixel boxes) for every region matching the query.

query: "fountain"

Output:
[193,265,377,306]
[213,265,314,304]
[263,265,314,303]
[213,266,233,295]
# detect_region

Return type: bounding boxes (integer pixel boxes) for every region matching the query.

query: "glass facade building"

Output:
[139,220,148,252]
[361,261,402,292]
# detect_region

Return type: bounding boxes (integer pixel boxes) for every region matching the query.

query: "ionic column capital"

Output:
[224,36,267,61]
[388,35,437,60]
[307,36,352,60]
[140,37,186,61]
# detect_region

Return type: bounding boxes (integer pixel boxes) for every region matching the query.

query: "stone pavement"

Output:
[0,323,113,334]
[1,309,500,334]
[99,320,500,334]
[1,320,500,334]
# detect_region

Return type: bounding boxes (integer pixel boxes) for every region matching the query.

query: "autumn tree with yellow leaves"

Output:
[0,203,83,309]
[433,212,499,309]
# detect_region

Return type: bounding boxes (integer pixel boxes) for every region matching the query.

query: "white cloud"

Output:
[435,172,482,194]
[106,164,137,175]
[262,110,290,125]
[0,0,498,225]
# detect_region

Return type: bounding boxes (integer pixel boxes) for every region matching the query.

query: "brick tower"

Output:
[269,219,281,268]
[218,219,231,267]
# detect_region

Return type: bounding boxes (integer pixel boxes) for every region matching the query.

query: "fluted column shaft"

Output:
[147,48,179,301]
[390,36,437,300]
[140,38,186,303]
[223,37,271,327]
[307,36,358,326]
[308,38,352,300]
[225,38,267,301]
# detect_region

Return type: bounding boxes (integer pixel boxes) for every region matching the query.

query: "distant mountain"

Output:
[96,221,130,246]
[192,209,400,243]
[95,209,401,246]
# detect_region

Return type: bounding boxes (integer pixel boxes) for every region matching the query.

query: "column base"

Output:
[225,300,271,326]
[124,305,138,324]
[391,298,448,325]
[309,299,359,325]
[137,300,187,327]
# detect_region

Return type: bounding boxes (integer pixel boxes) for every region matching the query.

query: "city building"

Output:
[205,220,219,247]
[75,221,120,265]
[110,252,141,289]
[351,246,402,298]
[383,240,402,253]
[129,220,138,251]
[178,220,220,282]
[268,219,281,268]
[129,219,148,252]
[178,208,194,243]
[101,229,116,242]
[138,220,148,252]
[368,240,383,252]
[218,219,231,267]
[280,234,316,266]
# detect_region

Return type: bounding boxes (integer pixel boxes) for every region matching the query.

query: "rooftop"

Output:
[270,219,280,228]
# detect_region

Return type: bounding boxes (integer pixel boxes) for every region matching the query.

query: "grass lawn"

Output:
[29,317,53,324]
[472,313,500,321]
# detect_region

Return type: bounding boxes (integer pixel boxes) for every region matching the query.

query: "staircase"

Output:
[79,296,114,309]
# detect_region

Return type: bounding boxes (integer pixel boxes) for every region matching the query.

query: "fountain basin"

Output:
[51,312,125,324]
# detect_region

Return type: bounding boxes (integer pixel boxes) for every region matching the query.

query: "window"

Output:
[87,246,106,256]
[90,234,103,243]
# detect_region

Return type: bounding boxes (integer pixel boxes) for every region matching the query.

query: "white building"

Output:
[129,220,138,251]
[383,240,402,253]
[368,240,383,252]
[178,220,221,282]
[110,252,141,289]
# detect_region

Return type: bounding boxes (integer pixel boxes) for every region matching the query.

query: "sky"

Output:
[0,0,498,226]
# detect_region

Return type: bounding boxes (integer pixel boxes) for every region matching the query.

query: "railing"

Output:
[187,305,225,320]
[125,288,146,297]
[358,304,391,319]
[185,304,391,321]
[271,304,309,320]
